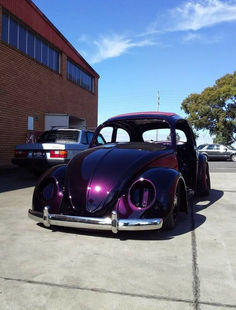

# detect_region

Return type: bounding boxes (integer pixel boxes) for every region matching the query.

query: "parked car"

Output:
[29,112,210,233]
[12,128,96,174]
[198,144,236,161]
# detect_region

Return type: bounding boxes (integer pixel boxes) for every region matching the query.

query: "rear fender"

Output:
[197,153,210,195]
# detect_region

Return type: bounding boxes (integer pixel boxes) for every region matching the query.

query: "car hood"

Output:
[65,143,173,215]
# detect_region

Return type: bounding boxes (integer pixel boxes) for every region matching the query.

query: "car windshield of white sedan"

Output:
[38,130,79,143]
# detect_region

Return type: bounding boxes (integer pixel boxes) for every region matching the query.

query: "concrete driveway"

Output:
[0,169,235,310]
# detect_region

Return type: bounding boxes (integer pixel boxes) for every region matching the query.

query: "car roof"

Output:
[47,128,93,132]
[48,128,79,131]
[106,112,182,123]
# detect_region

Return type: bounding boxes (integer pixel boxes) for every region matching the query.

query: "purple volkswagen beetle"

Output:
[29,112,210,233]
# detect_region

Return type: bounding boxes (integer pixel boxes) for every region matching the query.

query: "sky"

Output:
[33,0,236,145]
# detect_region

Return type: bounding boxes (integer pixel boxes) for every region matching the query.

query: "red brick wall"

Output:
[0,5,98,166]
[0,0,98,77]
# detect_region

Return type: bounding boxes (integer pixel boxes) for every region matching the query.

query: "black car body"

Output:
[29,112,210,233]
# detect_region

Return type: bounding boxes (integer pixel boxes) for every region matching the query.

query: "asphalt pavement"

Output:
[208,161,236,173]
[0,163,236,310]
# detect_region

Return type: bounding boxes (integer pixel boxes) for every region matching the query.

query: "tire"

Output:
[199,165,211,196]
[231,154,236,162]
[31,170,43,177]
[163,184,180,230]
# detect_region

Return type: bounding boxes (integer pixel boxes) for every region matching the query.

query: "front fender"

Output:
[139,168,187,218]
[32,164,67,213]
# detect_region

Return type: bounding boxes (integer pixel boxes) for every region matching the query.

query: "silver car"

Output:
[12,129,96,174]
[198,144,236,161]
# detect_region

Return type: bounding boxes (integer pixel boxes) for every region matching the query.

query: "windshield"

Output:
[93,118,173,148]
[38,130,79,143]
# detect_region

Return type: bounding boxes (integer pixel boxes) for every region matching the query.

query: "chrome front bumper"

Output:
[28,206,163,234]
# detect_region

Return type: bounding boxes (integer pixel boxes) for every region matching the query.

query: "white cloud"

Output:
[168,0,236,31]
[89,34,155,64]
[182,32,222,43]
[79,0,236,63]
[182,32,203,41]
[78,34,90,43]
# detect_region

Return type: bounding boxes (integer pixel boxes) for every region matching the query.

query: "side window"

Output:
[143,128,171,143]
[98,127,113,144]
[116,128,130,142]
[176,129,187,145]
[97,134,105,145]
[207,145,214,150]
[87,132,94,144]
[215,145,220,150]
[81,132,88,144]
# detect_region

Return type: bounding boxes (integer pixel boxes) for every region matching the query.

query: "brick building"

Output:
[0,0,99,166]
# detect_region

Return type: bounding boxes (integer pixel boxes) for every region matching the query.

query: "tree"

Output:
[181,71,236,145]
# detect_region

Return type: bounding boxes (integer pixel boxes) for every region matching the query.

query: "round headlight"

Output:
[128,178,156,209]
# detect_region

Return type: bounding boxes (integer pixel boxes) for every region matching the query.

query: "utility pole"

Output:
[156,91,160,141]
[157,91,160,112]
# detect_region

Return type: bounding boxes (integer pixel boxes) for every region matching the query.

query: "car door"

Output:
[214,145,222,159]
[205,144,215,159]
[175,119,198,190]
[220,145,231,160]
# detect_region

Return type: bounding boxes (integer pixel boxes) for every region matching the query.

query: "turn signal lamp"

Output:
[50,150,67,158]
[15,150,27,158]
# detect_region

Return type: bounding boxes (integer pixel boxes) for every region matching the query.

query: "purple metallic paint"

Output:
[34,176,63,214]
[30,112,211,233]
[65,143,174,216]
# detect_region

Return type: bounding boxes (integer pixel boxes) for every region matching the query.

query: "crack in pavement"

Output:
[1,276,236,308]
[191,199,201,310]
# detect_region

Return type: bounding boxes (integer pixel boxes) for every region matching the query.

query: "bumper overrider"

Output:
[28,206,163,234]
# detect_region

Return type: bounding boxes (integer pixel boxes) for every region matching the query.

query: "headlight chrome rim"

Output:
[128,178,156,209]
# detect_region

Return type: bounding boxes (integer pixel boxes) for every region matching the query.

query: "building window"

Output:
[2,12,8,42]
[35,37,42,62]
[1,11,60,73]
[67,59,94,93]
[42,41,48,66]
[28,116,34,130]
[9,18,18,48]
[19,25,27,53]
[27,31,34,58]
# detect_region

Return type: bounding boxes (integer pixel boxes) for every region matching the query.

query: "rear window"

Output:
[38,130,79,143]
[142,128,171,144]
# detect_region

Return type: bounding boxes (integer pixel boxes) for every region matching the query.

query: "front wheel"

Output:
[201,165,211,196]
[163,184,180,230]
[231,154,236,162]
